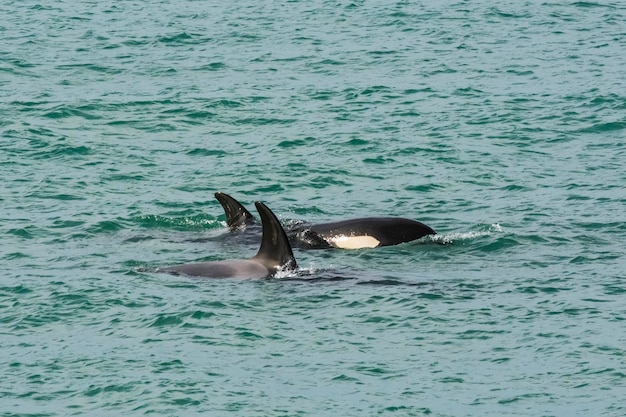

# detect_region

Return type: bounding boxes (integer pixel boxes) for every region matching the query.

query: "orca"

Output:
[214,192,436,249]
[158,201,297,278]
[303,217,436,249]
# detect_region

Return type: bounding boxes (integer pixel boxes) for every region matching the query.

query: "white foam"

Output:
[272,263,320,279]
[432,223,502,244]
[273,264,302,279]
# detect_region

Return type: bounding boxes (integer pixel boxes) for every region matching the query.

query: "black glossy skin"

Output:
[308,217,436,247]
[214,192,255,228]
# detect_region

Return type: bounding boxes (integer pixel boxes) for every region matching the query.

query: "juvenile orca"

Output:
[214,192,436,249]
[158,201,297,278]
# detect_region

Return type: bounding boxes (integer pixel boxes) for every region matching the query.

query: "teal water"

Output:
[2,1,626,416]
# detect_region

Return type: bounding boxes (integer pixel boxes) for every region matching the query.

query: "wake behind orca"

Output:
[214,192,436,250]
[157,201,297,278]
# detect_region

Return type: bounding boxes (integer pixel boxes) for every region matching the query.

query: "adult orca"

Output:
[214,192,436,249]
[158,201,297,278]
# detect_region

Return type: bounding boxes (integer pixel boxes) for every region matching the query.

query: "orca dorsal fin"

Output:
[214,192,256,228]
[253,201,297,272]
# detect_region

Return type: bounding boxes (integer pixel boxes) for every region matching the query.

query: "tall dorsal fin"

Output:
[253,201,297,272]
[214,192,256,228]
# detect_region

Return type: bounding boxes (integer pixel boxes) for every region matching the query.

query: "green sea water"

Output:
[2,1,625,416]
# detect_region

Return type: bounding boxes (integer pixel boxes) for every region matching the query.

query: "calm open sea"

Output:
[2,1,625,416]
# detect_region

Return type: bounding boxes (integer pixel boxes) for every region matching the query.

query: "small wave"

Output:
[578,121,626,133]
[134,214,223,231]
[86,220,126,234]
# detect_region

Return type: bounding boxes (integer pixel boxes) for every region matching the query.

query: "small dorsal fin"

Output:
[253,201,297,271]
[214,192,256,228]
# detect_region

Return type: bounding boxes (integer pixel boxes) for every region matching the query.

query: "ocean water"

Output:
[2,1,626,416]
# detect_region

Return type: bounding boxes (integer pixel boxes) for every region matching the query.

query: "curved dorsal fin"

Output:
[253,201,297,272]
[214,192,256,228]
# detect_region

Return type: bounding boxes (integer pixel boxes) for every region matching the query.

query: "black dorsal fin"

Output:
[214,192,256,228]
[253,201,297,272]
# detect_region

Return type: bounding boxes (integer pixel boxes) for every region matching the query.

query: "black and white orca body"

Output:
[305,217,436,249]
[158,201,297,278]
[214,192,436,250]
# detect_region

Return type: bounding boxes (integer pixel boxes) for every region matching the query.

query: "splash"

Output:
[272,264,307,279]
[431,223,502,244]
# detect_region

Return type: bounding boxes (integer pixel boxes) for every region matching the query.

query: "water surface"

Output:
[2,1,625,416]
